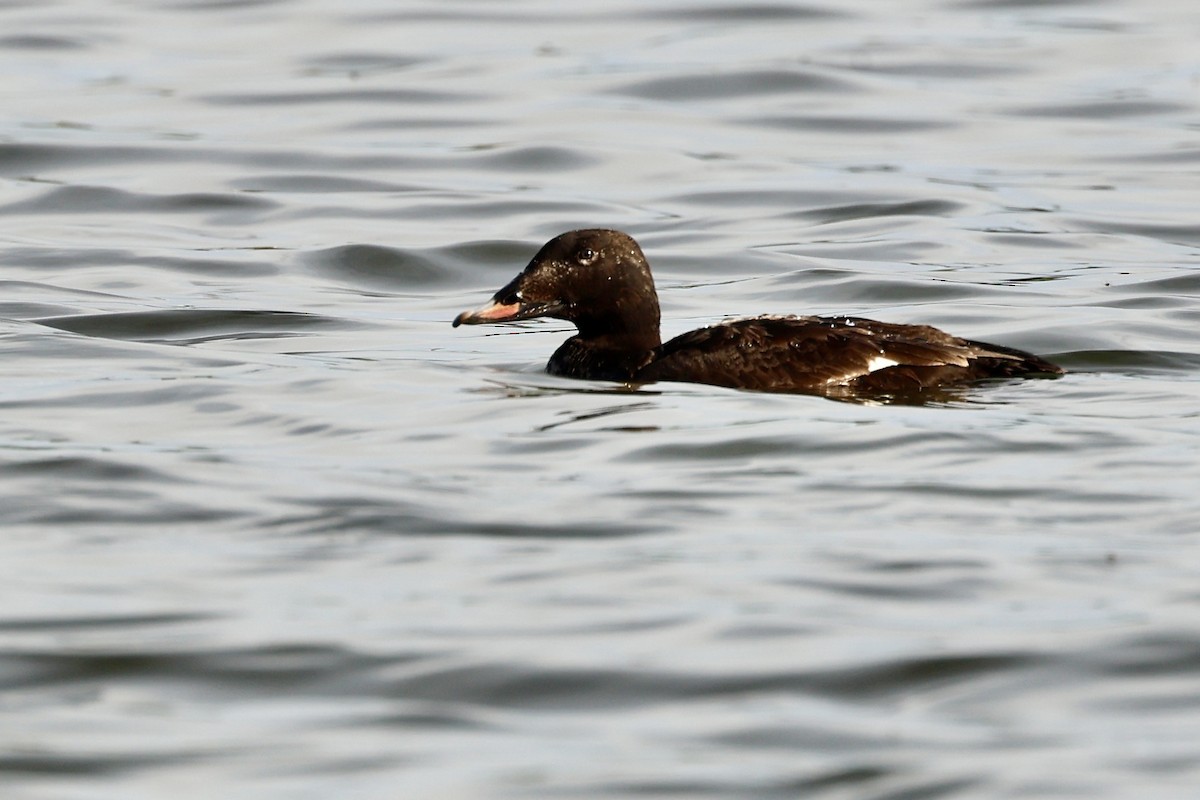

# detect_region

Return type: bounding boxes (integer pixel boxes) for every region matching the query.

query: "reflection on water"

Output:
[2,0,1199,798]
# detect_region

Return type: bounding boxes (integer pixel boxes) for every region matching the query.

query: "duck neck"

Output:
[573,300,662,354]
[548,301,661,382]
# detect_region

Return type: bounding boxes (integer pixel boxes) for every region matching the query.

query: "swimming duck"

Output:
[453,229,1063,395]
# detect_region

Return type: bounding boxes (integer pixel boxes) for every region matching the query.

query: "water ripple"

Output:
[36,309,353,344]
[0,185,277,217]
[612,69,854,101]
[387,652,1038,709]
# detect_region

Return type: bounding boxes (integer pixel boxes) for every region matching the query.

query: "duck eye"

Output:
[576,248,597,265]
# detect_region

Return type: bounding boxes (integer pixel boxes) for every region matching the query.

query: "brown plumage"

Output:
[453,229,1064,396]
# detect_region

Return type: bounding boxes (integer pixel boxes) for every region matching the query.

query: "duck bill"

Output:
[452,298,525,327]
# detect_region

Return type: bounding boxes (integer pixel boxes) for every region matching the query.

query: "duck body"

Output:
[453,229,1063,396]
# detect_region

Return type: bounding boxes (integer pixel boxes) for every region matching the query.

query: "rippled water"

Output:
[3,0,1199,797]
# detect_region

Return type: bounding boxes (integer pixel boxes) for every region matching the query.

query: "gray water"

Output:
[3,0,1200,798]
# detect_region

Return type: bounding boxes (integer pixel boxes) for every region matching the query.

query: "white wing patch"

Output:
[822,354,902,386]
[866,355,900,373]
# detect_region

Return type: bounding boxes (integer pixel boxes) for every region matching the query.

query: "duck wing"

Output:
[635,315,1060,394]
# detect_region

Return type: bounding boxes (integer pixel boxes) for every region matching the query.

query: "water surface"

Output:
[2,0,1199,798]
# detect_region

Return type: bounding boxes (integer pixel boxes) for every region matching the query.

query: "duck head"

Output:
[453,229,662,346]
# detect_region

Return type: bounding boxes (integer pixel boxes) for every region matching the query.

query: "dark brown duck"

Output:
[453,229,1064,395]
